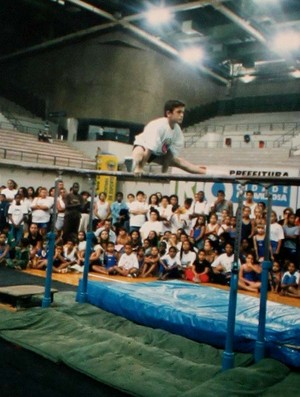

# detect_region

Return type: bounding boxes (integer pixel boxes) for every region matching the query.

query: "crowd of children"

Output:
[0,179,299,298]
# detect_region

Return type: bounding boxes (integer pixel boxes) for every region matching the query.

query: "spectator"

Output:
[0,232,10,265]
[140,209,163,241]
[278,207,294,226]
[170,204,186,234]
[55,187,67,240]
[243,190,256,218]
[17,186,31,233]
[238,253,261,293]
[147,193,160,219]
[110,192,128,228]
[185,249,211,283]
[95,219,116,243]
[210,242,236,285]
[281,261,300,297]
[158,195,172,233]
[27,223,43,261]
[253,224,269,263]
[177,239,196,278]
[2,179,18,202]
[282,213,299,265]
[158,246,181,280]
[91,241,117,275]
[140,246,160,277]
[78,191,91,233]
[63,182,84,243]
[0,194,9,233]
[93,192,111,229]
[108,243,139,277]
[228,216,237,241]
[239,238,253,264]
[270,210,284,259]
[241,206,255,245]
[269,261,282,294]
[210,189,233,218]
[218,215,232,238]
[253,206,266,233]
[52,245,69,273]
[190,214,206,250]
[5,237,30,270]
[96,229,110,252]
[204,213,220,246]
[8,193,27,245]
[189,191,209,226]
[130,230,142,252]
[128,191,148,233]
[30,187,53,237]
[115,226,131,251]
[63,240,77,266]
[169,194,179,208]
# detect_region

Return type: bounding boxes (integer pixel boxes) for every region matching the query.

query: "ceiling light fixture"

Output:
[272,31,300,53]
[146,7,171,25]
[180,47,204,64]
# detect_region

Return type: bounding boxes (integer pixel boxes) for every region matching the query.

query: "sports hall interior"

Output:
[0,1,299,397]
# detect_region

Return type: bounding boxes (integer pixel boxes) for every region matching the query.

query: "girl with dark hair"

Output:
[130,229,142,252]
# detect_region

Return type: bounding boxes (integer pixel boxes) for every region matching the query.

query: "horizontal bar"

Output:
[1,160,299,186]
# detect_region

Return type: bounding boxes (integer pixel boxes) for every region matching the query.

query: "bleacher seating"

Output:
[180,146,300,170]
[184,112,300,150]
[0,129,96,169]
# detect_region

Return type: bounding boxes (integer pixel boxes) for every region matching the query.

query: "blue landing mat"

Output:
[78,280,300,368]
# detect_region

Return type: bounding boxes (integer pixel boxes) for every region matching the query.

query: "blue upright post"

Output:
[42,175,62,308]
[77,176,96,303]
[222,184,245,371]
[254,186,273,362]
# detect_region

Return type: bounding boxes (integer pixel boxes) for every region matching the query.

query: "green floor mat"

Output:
[0,292,298,397]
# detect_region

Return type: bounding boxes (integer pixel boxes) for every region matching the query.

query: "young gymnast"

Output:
[131,100,207,174]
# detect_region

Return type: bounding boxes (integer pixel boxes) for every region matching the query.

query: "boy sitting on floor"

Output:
[108,243,139,277]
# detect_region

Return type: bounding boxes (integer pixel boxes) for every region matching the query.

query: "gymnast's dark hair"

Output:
[164,100,185,116]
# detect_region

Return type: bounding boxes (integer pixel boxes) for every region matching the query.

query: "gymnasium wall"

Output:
[0,31,222,124]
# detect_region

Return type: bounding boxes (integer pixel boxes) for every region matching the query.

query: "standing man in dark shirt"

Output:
[63,182,84,243]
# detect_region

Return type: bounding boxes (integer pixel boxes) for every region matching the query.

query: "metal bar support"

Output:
[222,183,245,371]
[42,172,63,307]
[77,175,96,303]
[254,185,273,362]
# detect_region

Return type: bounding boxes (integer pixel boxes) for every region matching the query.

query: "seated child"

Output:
[269,261,282,293]
[140,246,160,278]
[6,238,30,270]
[52,245,69,273]
[136,246,145,269]
[89,241,105,269]
[63,240,77,266]
[31,240,48,269]
[0,232,10,265]
[108,243,139,277]
[185,249,211,283]
[281,261,300,298]
[238,253,262,293]
[70,231,86,272]
[91,241,117,274]
[159,246,181,280]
